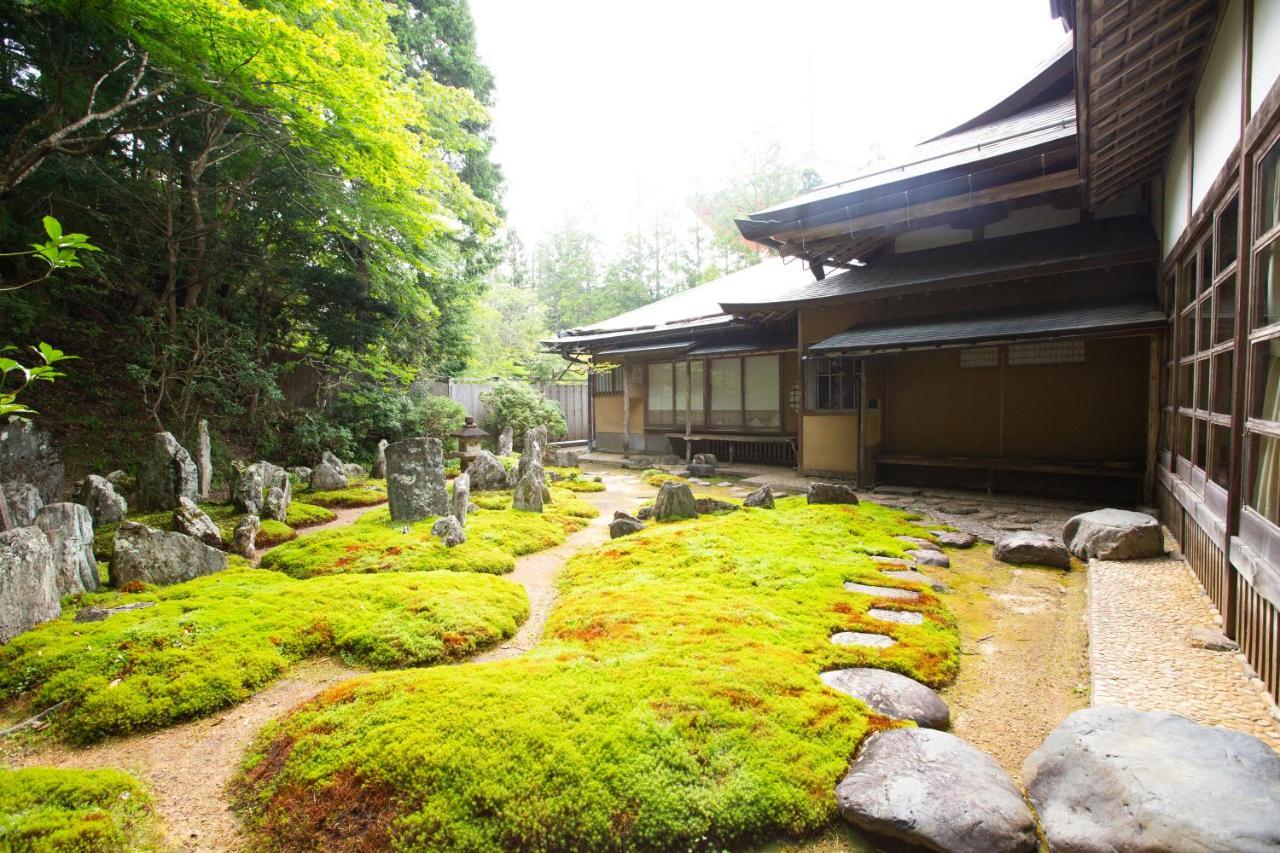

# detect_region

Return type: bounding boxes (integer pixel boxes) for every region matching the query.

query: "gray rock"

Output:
[694,497,738,515]
[895,535,934,548]
[309,461,349,492]
[2,480,43,526]
[76,474,128,525]
[172,497,224,549]
[743,485,775,509]
[938,503,981,515]
[870,555,914,568]
[74,601,155,623]
[546,469,564,484]
[836,728,1036,853]
[1024,706,1280,853]
[1190,627,1239,651]
[289,466,312,481]
[844,581,919,601]
[196,419,212,499]
[466,502,478,514]
[34,502,98,595]
[1063,508,1165,561]
[881,569,948,592]
[619,457,653,470]
[136,432,199,510]
[831,631,897,649]
[371,439,389,479]
[517,426,549,482]
[994,531,1071,569]
[232,514,260,558]
[343,462,368,479]
[497,426,513,457]
[686,463,716,478]
[450,472,470,526]
[636,505,654,521]
[872,484,921,496]
[467,451,512,492]
[908,548,950,568]
[109,522,227,588]
[262,464,291,522]
[692,453,717,466]
[231,461,266,515]
[609,512,645,538]
[654,481,697,521]
[868,607,924,625]
[431,515,466,547]
[0,526,59,642]
[807,483,859,505]
[931,530,976,548]
[659,454,682,466]
[385,437,448,523]
[264,487,288,524]
[821,667,950,728]
[321,450,344,471]
[512,461,547,513]
[545,448,580,468]
[0,416,63,503]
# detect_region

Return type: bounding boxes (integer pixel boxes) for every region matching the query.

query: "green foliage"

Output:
[0,566,528,744]
[234,498,959,849]
[0,767,159,851]
[0,343,75,418]
[479,380,567,445]
[297,478,388,509]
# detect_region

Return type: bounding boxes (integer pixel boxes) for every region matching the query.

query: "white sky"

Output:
[469,0,1069,249]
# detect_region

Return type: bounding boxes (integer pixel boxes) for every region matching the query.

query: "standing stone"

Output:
[431,516,466,547]
[264,487,288,524]
[450,472,471,526]
[261,463,291,522]
[2,480,43,527]
[0,416,64,503]
[309,461,348,492]
[372,439,389,479]
[836,728,1037,853]
[196,419,212,499]
[173,497,224,549]
[1062,508,1165,561]
[34,502,99,595]
[136,432,200,510]
[993,531,1071,569]
[110,522,226,587]
[466,451,512,492]
[1025,706,1280,853]
[0,526,59,641]
[231,461,266,515]
[76,474,128,525]
[231,515,260,558]
[385,437,448,523]
[807,483,859,505]
[498,426,514,457]
[321,450,344,471]
[743,485,775,509]
[654,481,697,521]
[516,426,549,483]
[512,460,547,513]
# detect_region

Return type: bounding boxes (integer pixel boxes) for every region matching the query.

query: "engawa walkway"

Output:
[1089,540,1280,751]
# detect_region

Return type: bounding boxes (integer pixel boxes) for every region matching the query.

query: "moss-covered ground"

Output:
[642,467,688,486]
[92,500,335,561]
[234,498,959,850]
[296,477,388,508]
[0,767,160,851]
[259,487,598,579]
[0,563,528,744]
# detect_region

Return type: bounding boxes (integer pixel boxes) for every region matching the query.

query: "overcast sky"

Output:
[469,1,1069,249]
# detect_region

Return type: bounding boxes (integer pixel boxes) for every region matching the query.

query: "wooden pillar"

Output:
[1144,333,1161,505]
[797,313,806,472]
[857,358,868,488]
[622,362,631,460]
[684,360,693,462]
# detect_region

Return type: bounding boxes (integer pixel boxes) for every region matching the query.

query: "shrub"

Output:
[415,394,467,447]
[480,380,567,447]
[0,767,159,851]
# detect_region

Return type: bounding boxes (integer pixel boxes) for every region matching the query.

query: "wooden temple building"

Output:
[545,0,1280,702]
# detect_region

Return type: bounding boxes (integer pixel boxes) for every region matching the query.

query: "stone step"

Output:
[880,569,948,592]
[867,607,924,625]
[869,555,915,568]
[820,667,950,729]
[843,581,920,601]
[831,631,898,649]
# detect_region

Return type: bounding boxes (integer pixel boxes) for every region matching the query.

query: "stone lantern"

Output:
[452,416,489,471]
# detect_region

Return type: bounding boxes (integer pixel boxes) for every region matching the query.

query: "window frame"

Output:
[804,355,862,414]
[642,354,785,433]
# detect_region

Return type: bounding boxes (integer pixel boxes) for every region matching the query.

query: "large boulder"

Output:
[807,483,859,505]
[545,447,580,468]
[0,416,64,503]
[371,439,389,479]
[2,480,43,526]
[232,514,260,558]
[512,461,547,513]
[34,502,99,595]
[173,497,224,549]
[609,512,645,538]
[743,485,775,509]
[0,526,59,642]
[994,531,1070,569]
[467,451,512,492]
[516,425,549,483]
[431,515,466,547]
[450,472,471,526]
[1024,706,1280,853]
[321,450,345,471]
[654,481,697,521]
[836,728,1036,853]
[1063,508,1165,561]
[309,461,348,492]
[385,437,448,523]
[76,474,128,525]
[497,426,514,457]
[231,460,266,515]
[196,418,212,499]
[820,667,950,729]
[109,522,227,588]
[136,431,200,510]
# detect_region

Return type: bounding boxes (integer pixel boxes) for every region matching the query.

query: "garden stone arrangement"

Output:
[135,431,200,510]
[385,436,449,522]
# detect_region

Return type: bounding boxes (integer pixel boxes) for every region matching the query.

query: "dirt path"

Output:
[253,501,385,562]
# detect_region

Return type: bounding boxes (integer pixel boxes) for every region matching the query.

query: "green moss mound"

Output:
[259,490,593,579]
[235,499,959,850]
[642,468,687,486]
[91,500,329,560]
[298,477,388,508]
[0,566,528,744]
[286,501,337,528]
[0,767,160,851]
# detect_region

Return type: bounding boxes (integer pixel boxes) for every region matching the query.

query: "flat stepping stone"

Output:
[820,667,950,728]
[931,530,977,548]
[844,581,919,601]
[870,555,914,568]
[873,484,921,496]
[894,535,935,548]
[881,569,948,592]
[838,728,1037,853]
[908,548,950,568]
[831,631,897,649]
[937,503,981,515]
[868,608,924,625]
[994,532,1070,569]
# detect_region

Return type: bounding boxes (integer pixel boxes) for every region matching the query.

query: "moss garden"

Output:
[234,498,959,851]
[0,767,162,850]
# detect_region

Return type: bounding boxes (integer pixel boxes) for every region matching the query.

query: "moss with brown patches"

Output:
[0,767,161,851]
[235,498,959,850]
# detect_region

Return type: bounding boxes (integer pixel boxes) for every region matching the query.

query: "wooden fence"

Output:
[424,379,590,441]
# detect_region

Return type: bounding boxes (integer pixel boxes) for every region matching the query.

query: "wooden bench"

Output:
[874,453,1142,494]
[664,433,797,464]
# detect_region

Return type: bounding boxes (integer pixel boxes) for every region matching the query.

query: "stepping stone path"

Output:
[831,631,897,649]
[821,667,950,728]
[895,535,935,548]
[870,555,913,568]
[908,548,950,568]
[931,530,977,548]
[881,569,947,592]
[843,581,919,601]
[868,607,924,625]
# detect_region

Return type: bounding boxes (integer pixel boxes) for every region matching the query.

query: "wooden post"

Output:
[684,360,693,462]
[622,362,631,460]
[1144,333,1161,505]
[857,358,868,488]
